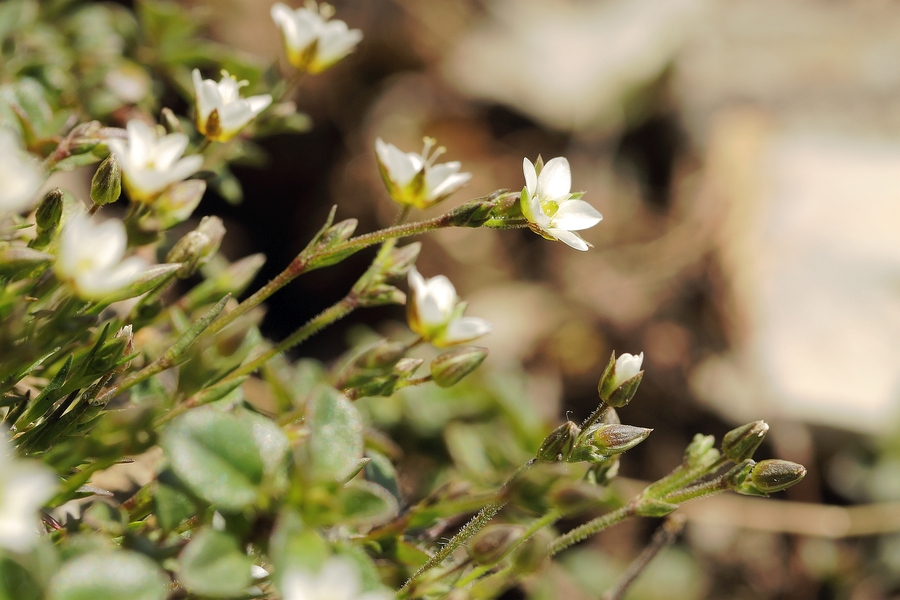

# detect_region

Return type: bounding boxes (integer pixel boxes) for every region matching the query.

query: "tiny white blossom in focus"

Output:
[271,1,363,74]
[521,156,602,251]
[407,267,491,348]
[613,352,643,388]
[281,557,391,600]
[0,430,57,553]
[0,128,44,215]
[106,120,204,203]
[192,69,272,142]
[375,137,472,209]
[54,213,148,300]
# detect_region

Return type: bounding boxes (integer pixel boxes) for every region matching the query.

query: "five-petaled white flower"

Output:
[106,120,204,203]
[0,128,44,215]
[54,213,148,300]
[281,557,391,600]
[0,430,57,553]
[192,69,272,142]
[271,1,363,74]
[407,267,492,348]
[375,137,472,209]
[521,156,602,251]
[611,352,643,388]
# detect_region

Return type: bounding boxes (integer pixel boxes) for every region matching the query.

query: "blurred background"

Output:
[94,0,900,597]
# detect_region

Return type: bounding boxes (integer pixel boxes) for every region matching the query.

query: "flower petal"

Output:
[523,157,537,197]
[442,317,492,346]
[547,228,590,251]
[551,199,602,231]
[537,157,571,201]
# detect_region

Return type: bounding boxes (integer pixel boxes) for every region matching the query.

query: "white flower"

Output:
[271,1,363,74]
[54,213,148,300]
[375,137,472,209]
[106,120,204,203]
[407,267,491,348]
[0,128,44,215]
[192,69,272,142]
[521,156,602,251]
[612,352,643,388]
[0,430,57,553]
[281,557,390,600]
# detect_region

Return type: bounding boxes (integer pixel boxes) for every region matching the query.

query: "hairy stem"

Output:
[548,503,635,556]
[399,458,536,593]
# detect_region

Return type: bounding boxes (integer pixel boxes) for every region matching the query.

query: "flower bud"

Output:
[511,529,552,575]
[357,283,405,307]
[0,246,54,274]
[381,242,421,281]
[537,421,580,462]
[354,340,407,370]
[167,231,210,278]
[155,179,207,229]
[430,346,487,388]
[90,154,122,206]
[597,351,644,408]
[722,420,768,463]
[319,218,357,248]
[684,433,720,468]
[100,263,182,302]
[590,423,652,455]
[161,107,185,134]
[749,459,807,494]
[469,524,525,566]
[35,188,64,232]
[114,325,135,374]
[196,216,226,262]
[216,253,265,296]
[394,357,423,377]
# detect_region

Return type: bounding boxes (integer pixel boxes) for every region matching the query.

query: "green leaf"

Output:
[364,451,401,504]
[0,557,41,600]
[161,409,265,511]
[337,480,398,527]
[154,476,198,532]
[178,529,253,598]
[305,385,363,483]
[240,409,290,478]
[47,552,168,600]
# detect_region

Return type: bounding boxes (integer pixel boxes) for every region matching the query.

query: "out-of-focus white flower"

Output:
[521,156,602,251]
[0,128,44,215]
[407,267,492,348]
[54,213,148,300]
[271,1,363,74]
[375,137,472,209]
[192,69,272,142]
[0,430,56,553]
[106,120,204,203]
[612,352,643,388]
[281,557,390,600]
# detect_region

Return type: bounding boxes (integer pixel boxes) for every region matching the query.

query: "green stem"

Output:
[580,402,609,432]
[661,478,728,505]
[203,212,455,339]
[399,458,536,593]
[548,503,635,556]
[156,294,359,427]
[644,455,729,499]
[228,294,358,381]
